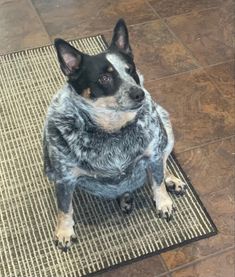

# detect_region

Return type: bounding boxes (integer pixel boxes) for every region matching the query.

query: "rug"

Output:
[0,35,217,277]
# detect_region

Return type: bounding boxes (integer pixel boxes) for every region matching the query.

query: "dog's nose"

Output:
[129,87,145,102]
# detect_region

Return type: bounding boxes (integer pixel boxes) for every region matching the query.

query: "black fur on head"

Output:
[54,19,143,109]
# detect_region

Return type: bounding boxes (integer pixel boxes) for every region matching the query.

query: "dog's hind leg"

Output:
[54,182,77,252]
[163,152,187,197]
[147,158,175,221]
[155,105,186,196]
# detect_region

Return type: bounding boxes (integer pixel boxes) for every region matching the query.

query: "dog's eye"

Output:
[98,74,112,85]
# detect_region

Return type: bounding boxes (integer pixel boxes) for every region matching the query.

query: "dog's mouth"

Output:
[129,99,145,110]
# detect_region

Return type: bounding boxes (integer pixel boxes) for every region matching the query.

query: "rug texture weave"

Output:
[0,35,217,277]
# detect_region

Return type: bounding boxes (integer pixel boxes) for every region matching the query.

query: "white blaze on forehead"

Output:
[106,53,134,83]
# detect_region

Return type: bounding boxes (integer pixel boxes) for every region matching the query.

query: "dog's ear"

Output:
[110,19,132,57]
[54,38,83,76]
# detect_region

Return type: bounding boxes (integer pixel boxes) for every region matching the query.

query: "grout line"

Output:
[44,0,162,41]
[128,17,161,28]
[154,271,173,277]
[202,61,235,96]
[45,18,161,43]
[166,245,235,275]
[175,135,235,155]
[101,18,163,45]
[27,0,52,44]
[144,58,234,83]
[54,28,114,43]
[145,1,234,77]
[158,6,220,21]
[159,254,171,273]
[44,19,163,43]
[155,272,172,277]
[202,58,234,68]
[0,34,105,56]
[145,0,203,68]
[146,67,201,83]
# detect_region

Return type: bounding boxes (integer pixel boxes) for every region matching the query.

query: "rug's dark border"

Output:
[1,34,218,277]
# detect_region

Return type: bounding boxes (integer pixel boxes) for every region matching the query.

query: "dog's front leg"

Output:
[147,158,175,221]
[54,182,77,252]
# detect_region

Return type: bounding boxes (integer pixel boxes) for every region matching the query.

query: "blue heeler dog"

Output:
[43,19,187,252]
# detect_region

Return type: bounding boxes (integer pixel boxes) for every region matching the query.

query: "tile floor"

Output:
[1,0,234,276]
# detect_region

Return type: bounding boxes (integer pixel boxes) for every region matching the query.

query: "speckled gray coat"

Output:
[43,79,171,200]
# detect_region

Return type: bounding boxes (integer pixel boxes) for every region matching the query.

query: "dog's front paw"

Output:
[54,213,77,252]
[165,174,187,196]
[154,189,175,222]
[54,226,77,252]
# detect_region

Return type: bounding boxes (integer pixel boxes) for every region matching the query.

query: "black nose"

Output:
[129,87,145,102]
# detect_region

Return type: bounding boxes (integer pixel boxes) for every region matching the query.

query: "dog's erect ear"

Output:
[110,19,132,56]
[54,38,83,76]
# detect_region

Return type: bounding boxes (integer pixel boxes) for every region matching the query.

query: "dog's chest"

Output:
[77,118,154,177]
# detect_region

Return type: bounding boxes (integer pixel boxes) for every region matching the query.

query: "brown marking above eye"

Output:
[81,88,91,99]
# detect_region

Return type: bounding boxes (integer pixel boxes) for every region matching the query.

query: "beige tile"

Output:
[171,249,235,277]
[166,6,234,66]
[145,69,235,152]
[0,0,50,54]
[148,0,222,18]
[205,61,235,95]
[31,0,158,40]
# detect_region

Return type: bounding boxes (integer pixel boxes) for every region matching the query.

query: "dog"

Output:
[43,19,187,252]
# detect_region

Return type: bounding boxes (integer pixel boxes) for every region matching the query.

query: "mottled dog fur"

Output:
[43,19,186,251]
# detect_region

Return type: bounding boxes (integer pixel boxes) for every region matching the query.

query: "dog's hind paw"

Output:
[118,192,134,215]
[165,175,187,196]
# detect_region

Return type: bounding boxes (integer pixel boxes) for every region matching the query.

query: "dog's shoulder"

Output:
[44,84,87,149]
[150,99,174,155]
[47,84,86,127]
[47,84,78,116]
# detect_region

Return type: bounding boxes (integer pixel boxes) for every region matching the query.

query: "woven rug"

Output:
[0,35,217,277]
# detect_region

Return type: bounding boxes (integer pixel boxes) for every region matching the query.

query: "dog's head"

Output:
[54,19,145,112]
